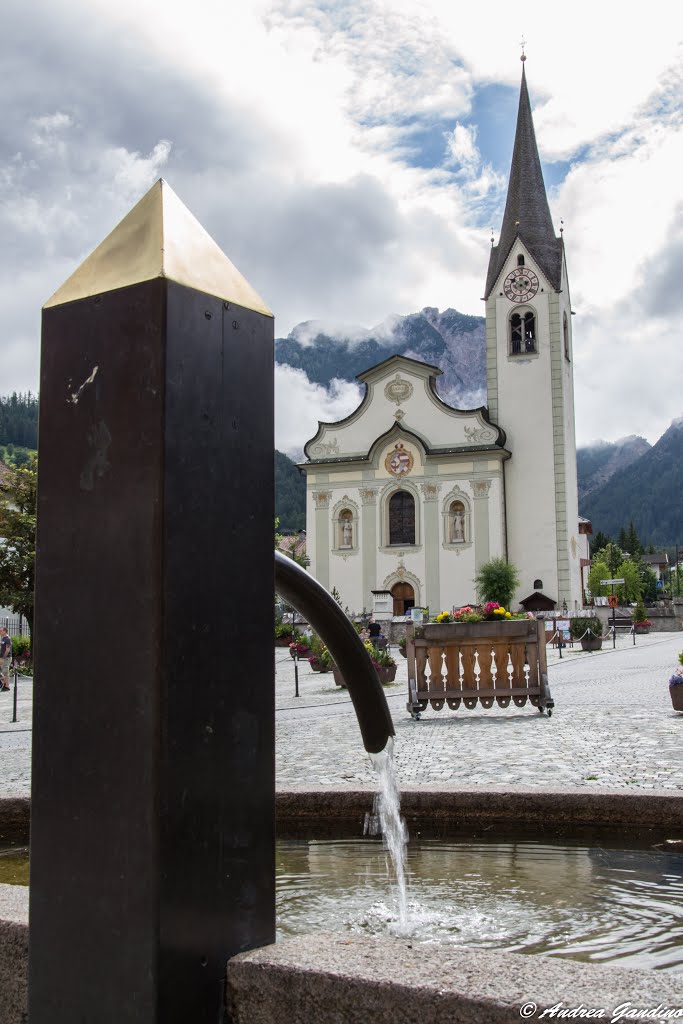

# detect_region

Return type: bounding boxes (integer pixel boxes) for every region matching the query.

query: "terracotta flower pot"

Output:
[375,664,397,685]
[670,685,683,712]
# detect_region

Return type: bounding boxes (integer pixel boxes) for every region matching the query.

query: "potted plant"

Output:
[275,622,298,647]
[632,602,652,635]
[289,639,311,659]
[332,642,397,687]
[398,635,407,659]
[307,636,331,673]
[367,641,397,684]
[570,615,603,651]
[669,654,683,712]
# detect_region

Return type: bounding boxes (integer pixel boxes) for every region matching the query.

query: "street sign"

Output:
[608,594,619,608]
[600,578,625,585]
[656,580,663,589]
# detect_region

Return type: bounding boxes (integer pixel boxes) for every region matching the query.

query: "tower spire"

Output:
[485,61,562,298]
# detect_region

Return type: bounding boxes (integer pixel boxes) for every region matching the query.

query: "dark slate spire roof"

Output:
[485,64,563,299]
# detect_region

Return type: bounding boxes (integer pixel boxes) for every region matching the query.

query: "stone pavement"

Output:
[2,633,682,798]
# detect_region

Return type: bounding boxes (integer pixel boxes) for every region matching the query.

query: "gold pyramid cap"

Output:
[44,179,273,316]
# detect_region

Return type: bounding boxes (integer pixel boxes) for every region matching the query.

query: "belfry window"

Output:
[517,254,525,266]
[510,310,536,355]
[389,490,415,545]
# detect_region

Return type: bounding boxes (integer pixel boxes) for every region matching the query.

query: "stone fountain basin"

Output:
[2,787,683,1023]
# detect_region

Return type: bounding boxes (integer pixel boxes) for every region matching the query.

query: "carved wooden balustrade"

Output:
[406,619,554,718]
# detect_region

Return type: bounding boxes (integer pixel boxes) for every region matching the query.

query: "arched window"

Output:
[510,309,536,355]
[337,509,353,549]
[388,490,415,545]
[563,311,570,361]
[517,254,525,266]
[448,500,467,543]
[533,578,543,590]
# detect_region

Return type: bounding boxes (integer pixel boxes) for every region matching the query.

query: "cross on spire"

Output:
[520,36,527,62]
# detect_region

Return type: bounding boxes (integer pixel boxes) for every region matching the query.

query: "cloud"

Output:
[0,0,681,453]
[275,364,361,455]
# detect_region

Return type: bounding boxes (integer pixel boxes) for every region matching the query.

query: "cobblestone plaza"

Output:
[3,632,681,798]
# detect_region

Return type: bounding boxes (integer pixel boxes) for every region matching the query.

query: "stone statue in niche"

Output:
[451,512,465,543]
[341,518,353,548]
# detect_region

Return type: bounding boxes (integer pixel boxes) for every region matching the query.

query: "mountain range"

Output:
[275,307,487,409]
[275,309,682,547]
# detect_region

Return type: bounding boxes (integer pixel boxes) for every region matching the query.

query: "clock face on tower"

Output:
[504,267,539,302]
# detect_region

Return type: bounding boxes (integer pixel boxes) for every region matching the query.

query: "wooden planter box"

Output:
[670,685,683,712]
[634,624,650,635]
[580,636,603,651]
[406,619,553,718]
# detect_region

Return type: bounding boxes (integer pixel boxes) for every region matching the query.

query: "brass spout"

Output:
[274,551,395,754]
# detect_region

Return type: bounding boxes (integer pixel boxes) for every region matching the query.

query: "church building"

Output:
[300,60,583,616]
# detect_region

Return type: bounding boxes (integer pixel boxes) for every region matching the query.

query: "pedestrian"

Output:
[0,627,11,692]
[368,617,382,640]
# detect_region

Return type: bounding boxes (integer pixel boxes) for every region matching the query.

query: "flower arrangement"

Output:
[289,640,311,657]
[482,601,512,620]
[309,643,332,671]
[363,640,396,669]
[453,606,484,623]
[433,611,454,623]
[632,602,652,628]
[670,653,683,688]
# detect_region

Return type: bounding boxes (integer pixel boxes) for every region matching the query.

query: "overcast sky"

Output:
[3,0,682,452]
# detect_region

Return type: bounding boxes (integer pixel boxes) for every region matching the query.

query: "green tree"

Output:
[587,560,610,599]
[617,559,641,604]
[473,557,520,609]
[639,565,659,603]
[624,521,643,558]
[0,455,37,634]
[592,542,624,573]
[590,530,611,555]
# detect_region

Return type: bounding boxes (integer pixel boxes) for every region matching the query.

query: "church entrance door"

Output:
[391,582,415,616]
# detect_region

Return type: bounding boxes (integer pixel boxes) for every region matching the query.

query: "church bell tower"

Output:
[485,56,581,610]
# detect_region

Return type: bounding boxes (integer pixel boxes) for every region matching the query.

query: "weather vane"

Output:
[520,36,527,62]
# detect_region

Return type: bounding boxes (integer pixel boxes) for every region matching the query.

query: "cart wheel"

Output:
[538,706,545,714]
[414,712,421,721]
[547,708,553,718]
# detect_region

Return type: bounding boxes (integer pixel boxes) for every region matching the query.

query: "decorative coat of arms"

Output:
[385,442,414,477]
[384,375,413,405]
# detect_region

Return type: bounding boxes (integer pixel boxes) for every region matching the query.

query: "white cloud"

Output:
[275,364,361,454]
[0,0,681,451]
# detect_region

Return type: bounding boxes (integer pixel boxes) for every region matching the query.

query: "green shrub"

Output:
[473,558,520,608]
[11,635,31,660]
[569,616,601,640]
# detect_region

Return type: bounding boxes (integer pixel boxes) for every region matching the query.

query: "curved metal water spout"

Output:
[275,551,395,755]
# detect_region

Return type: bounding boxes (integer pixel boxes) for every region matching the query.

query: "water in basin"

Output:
[275,831,683,972]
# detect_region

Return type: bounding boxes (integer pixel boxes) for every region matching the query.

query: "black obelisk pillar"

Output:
[29,181,275,1023]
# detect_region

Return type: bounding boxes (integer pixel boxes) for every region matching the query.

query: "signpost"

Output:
[600,578,625,649]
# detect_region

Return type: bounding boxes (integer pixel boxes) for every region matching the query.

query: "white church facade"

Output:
[300,61,583,616]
